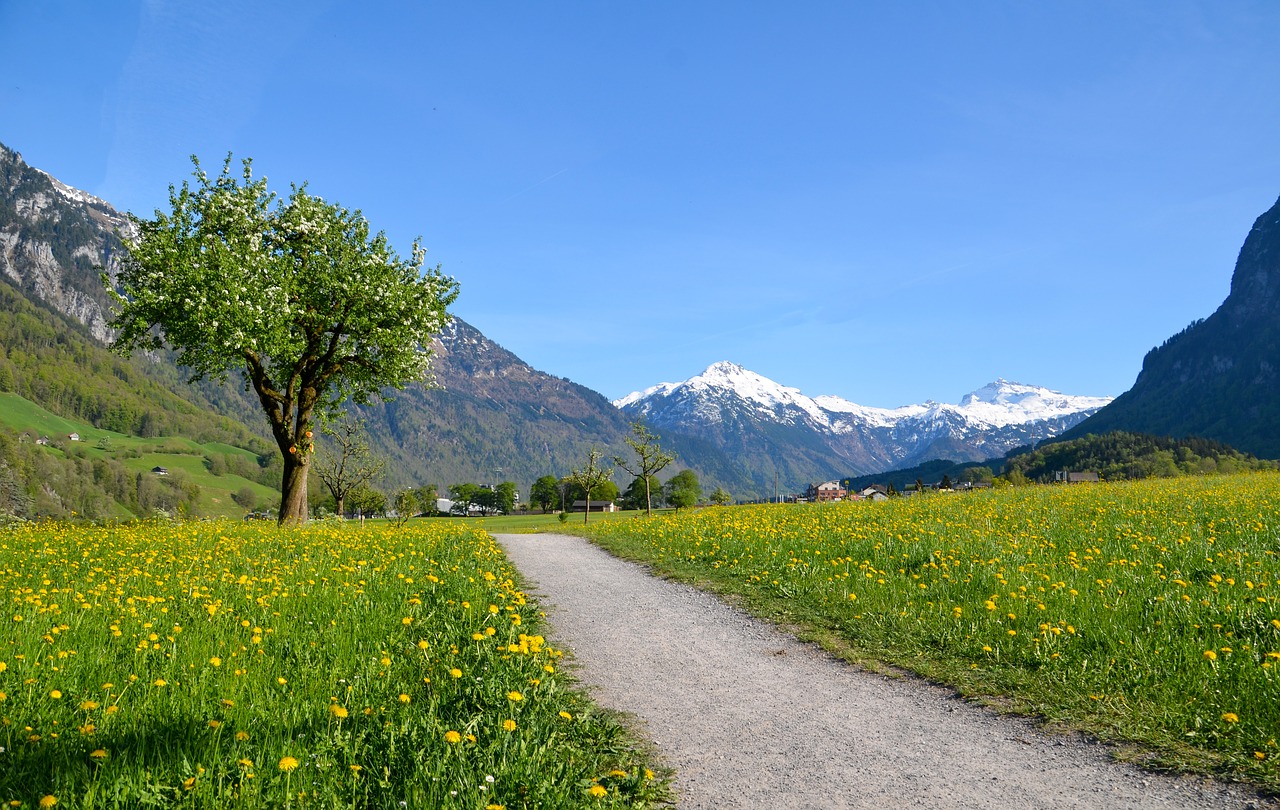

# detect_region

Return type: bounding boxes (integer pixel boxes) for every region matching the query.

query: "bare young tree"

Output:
[614,422,675,517]
[314,418,384,517]
[568,448,614,525]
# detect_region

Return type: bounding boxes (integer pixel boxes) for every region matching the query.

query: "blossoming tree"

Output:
[106,156,458,525]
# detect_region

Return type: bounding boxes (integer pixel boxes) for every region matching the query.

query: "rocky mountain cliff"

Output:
[0,143,129,343]
[1064,194,1280,457]
[618,362,1111,486]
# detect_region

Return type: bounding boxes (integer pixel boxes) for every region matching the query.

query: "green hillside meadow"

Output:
[0,393,276,519]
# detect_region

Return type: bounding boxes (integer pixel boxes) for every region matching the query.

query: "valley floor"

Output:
[497,532,1275,809]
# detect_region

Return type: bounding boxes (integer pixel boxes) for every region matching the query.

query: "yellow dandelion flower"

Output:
[208,720,222,729]
[235,731,250,741]
[330,704,349,719]
[449,668,462,678]
[401,617,413,626]
[444,730,462,744]
[503,719,517,732]
[90,749,108,760]
[350,764,363,774]
[182,776,196,791]
[238,758,254,768]
[278,756,300,772]
[80,700,99,711]
[153,679,167,688]
[40,796,58,808]
[209,657,222,667]
[1203,650,1218,661]
[417,640,429,650]
[587,784,608,798]
[558,711,573,720]
[49,690,63,699]
[277,677,287,685]
[1223,712,1240,723]
[506,690,523,702]
[398,693,411,704]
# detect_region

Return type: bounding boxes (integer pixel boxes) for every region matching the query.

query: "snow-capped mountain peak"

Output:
[952,379,1114,427]
[615,362,1113,476]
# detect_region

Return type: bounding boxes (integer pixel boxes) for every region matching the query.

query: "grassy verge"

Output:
[0,520,669,808]
[582,473,1280,789]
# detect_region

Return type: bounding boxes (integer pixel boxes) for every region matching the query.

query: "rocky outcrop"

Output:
[0,142,130,342]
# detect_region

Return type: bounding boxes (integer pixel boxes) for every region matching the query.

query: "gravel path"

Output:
[496,532,1273,810]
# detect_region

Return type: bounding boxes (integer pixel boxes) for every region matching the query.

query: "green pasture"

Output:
[0,392,274,519]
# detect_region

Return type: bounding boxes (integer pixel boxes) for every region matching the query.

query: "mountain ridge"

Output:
[1064,194,1280,457]
[617,361,1112,484]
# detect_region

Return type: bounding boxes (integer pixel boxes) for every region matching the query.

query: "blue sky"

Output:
[3,1,1279,407]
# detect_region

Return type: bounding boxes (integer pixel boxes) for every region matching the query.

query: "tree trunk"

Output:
[278,452,309,526]
[644,479,652,518]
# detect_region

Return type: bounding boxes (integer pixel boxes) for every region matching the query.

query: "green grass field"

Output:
[582,473,1280,789]
[0,520,669,808]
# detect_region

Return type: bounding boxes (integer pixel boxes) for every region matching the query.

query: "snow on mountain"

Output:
[615,364,1108,431]
[614,362,1113,476]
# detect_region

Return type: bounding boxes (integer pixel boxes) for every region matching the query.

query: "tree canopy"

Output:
[531,475,560,513]
[107,156,458,524]
[665,469,700,512]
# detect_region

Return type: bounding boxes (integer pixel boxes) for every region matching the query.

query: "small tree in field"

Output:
[614,422,675,517]
[531,475,560,513]
[568,449,613,525]
[709,486,731,506]
[665,469,700,513]
[107,156,458,525]
[314,418,385,518]
[392,488,421,527]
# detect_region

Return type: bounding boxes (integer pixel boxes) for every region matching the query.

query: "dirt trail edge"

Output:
[496,532,1272,810]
